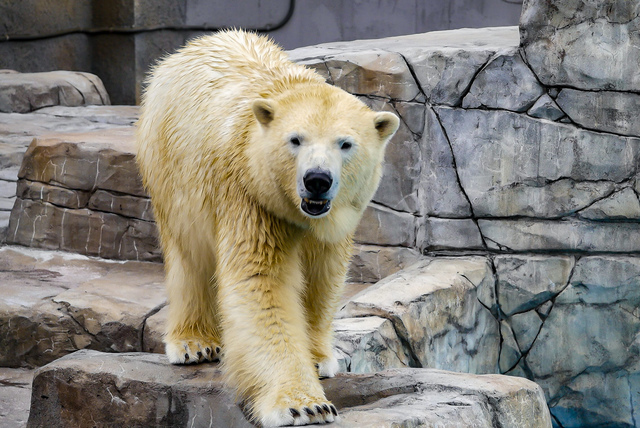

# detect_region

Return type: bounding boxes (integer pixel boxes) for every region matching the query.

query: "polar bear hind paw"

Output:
[165,338,221,364]
[260,401,338,427]
[316,356,340,379]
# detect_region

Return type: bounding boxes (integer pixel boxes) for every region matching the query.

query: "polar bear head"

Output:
[248,83,399,241]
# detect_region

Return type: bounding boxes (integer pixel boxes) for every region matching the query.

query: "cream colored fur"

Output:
[136,29,399,427]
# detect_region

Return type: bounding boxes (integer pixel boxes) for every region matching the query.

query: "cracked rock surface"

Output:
[0,246,165,368]
[27,350,551,428]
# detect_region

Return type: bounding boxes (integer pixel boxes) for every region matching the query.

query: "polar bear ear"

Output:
[252,99,276,126]
[374,112,400,140]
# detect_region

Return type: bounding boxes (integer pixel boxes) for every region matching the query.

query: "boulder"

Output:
[0,105,139,241]
[6,128,161,261]
[419,217,485,251]
[494,255,574,316]
[578,187,640,221]
[354,203,415,247]
[340,257,500,374]
[420,106,472,218]
[27,350,552,428]
[288,27,521,107]
[0,71,110,113]
[333,317,411,373]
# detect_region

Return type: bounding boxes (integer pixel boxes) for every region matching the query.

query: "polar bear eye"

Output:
[339,140,353,151]
[289,136,301,147]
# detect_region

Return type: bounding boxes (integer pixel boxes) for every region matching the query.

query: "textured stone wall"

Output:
[0,0,521,104]
[6,1,640,425]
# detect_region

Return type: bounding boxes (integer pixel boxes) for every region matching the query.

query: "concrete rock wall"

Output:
[5,0,640,425]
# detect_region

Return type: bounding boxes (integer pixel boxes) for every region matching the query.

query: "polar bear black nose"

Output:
[303,169,333,195]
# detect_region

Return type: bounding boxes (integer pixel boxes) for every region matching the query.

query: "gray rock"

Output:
[31,105,138,126]
[556,88,640,137]
[559,256,640,306]
[521,0,640,91]
[419,217,485,251]
[479,218,640,252]
[436,107,640,218]
[52,268,166,353]
[0,210,10,242]
[407,48,496,106]
[333,317,410,373]
[0,106,138,172]
[420,106,472,217]
[0,368,33,428]
[292,57,333,83]
[27,350,552,428]
[340,257,500,374]
[0,246,165,367]
[348,244,421,284]
[509,310,543,354]
[462,50,545,112]
[552,371,635,427]
[392,101,425,136]
[495,255,574,316]
[354,203,415,247]
[524,256,640,422]
[290,27,520,106]
[527,94,565,121]
[499,321,521,373]
[366,99,421,213]
[390,27,520,106]
[325,50,421,101]
[16,179,90,209]
[578,187,640,220]
[142,304,167,354]
[0,71,110,113]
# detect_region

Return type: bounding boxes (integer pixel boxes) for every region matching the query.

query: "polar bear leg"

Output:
[217,230,337,426]
[163,246,222,365]
[301,236,351,378]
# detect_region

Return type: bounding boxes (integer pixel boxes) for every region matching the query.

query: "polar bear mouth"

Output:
[301,198,331,217]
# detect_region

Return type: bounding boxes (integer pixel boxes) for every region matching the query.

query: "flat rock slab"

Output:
[0,246,166,367]
[28,350,552,428]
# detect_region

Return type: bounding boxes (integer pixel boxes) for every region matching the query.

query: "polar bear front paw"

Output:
[165,338,221,365]
[259,401,338,427]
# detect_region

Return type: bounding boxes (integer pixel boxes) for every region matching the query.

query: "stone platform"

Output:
[27,350,551,428]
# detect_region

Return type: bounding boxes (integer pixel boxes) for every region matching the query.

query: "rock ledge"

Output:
[28,350,552,428]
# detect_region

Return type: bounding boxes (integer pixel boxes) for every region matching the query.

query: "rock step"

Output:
[27,350,552,428]
[0,245,166,368]
[0,245,373,369]
[0,105,138,243]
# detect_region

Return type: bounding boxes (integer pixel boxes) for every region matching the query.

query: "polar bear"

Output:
[136,30,399,427]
